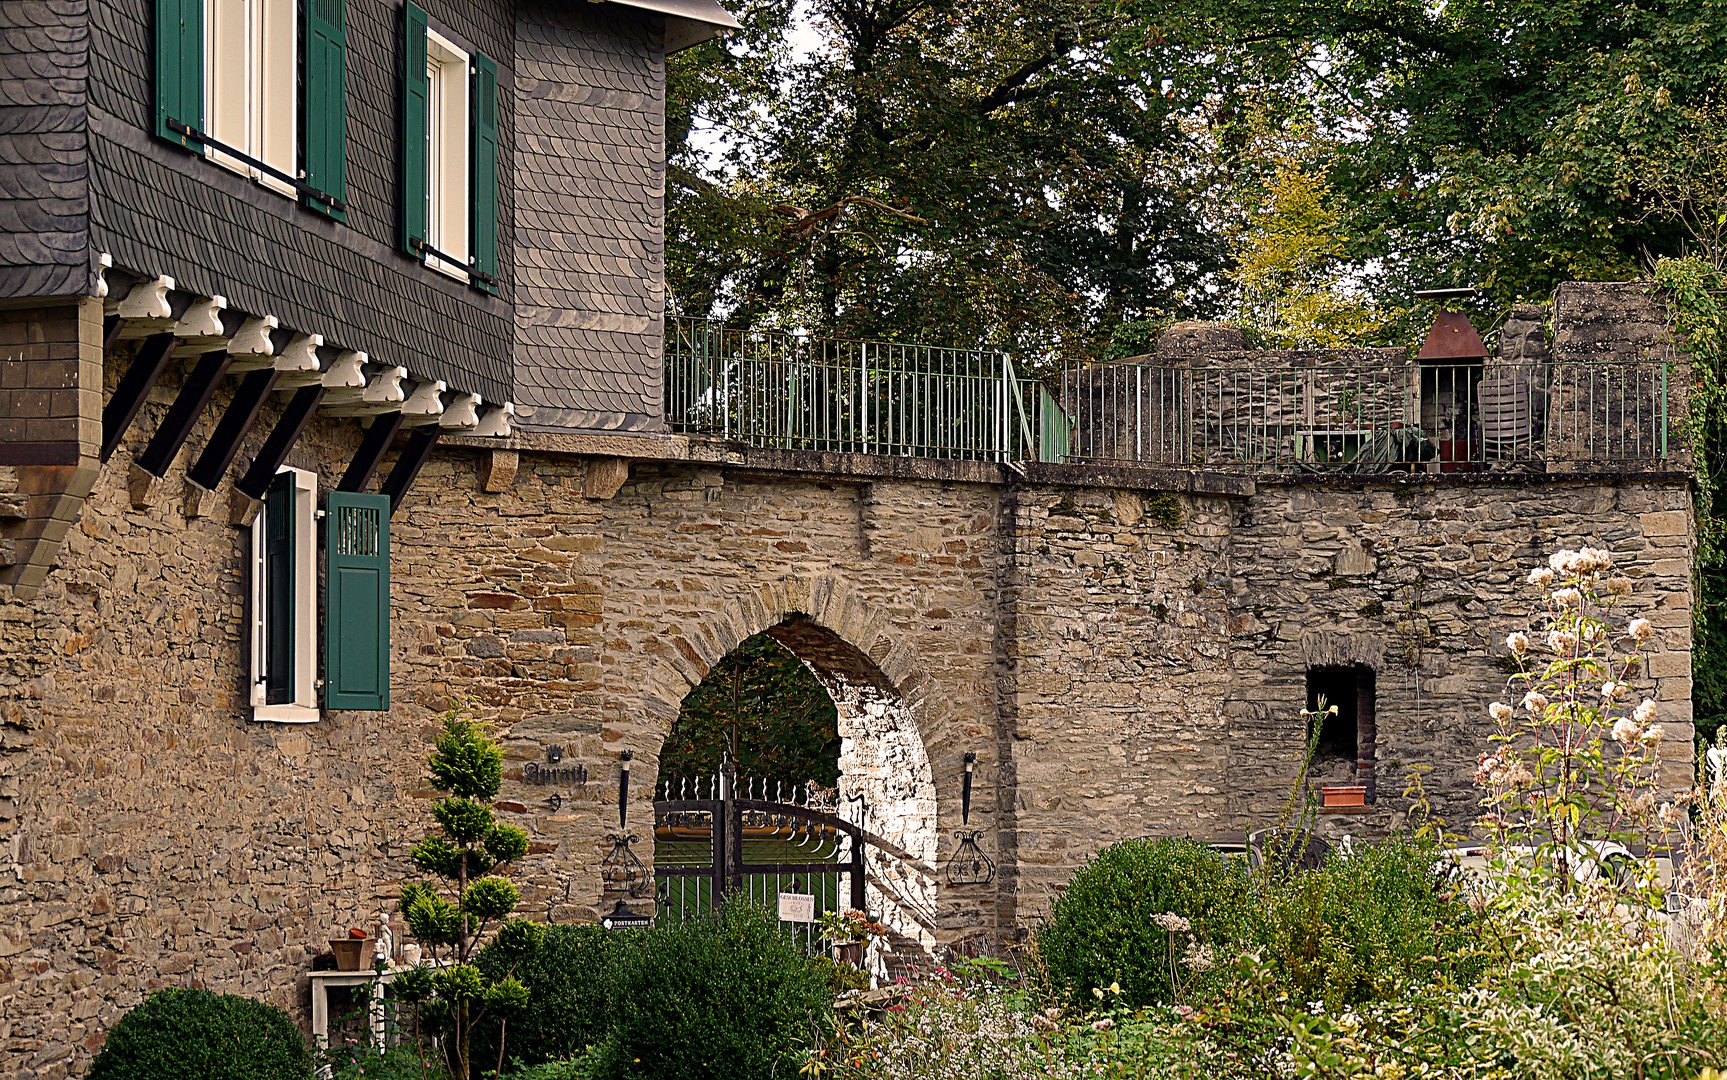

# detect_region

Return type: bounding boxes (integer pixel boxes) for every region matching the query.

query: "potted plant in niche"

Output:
[818,908,887,966]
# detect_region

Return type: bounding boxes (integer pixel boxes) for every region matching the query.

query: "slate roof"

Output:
[0,0,93,299]
[0,0,677,425]
[86,0,515,404]
[512,3,666,432]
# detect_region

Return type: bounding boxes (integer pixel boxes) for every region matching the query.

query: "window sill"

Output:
[1317,804,1377,815]
[207,148,299,201]
[252,703,321,724]
[425,257,471,286]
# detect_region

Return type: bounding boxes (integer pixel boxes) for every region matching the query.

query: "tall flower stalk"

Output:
[1479,547,1673,890]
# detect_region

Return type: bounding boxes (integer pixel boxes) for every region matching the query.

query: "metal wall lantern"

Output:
[945,751,995,886]
[601,750,651,899]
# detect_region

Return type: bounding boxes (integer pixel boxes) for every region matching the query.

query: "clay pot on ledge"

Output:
[1319,784,1368,809]
[328,936,374,972]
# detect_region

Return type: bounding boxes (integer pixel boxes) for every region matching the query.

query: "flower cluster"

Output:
[1480,546,1673,889]
[819,907,889,944]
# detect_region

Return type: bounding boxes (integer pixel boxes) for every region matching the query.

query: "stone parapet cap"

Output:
[443,430,1261,496]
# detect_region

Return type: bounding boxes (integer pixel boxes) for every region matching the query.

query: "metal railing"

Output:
[1056,359,1676,473]
[665,318,1678,473]
[665,318,1063,463]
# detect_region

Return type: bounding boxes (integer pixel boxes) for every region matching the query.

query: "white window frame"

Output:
[250,466,319,723]
[423,28,471,283]
[205,0,298,198]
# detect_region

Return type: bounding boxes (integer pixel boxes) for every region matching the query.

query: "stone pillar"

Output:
[0,299,104,599]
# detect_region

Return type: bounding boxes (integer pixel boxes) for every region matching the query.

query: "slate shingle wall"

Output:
[513,2,666,432]
[0,1,92,300]
[85,0,517,404]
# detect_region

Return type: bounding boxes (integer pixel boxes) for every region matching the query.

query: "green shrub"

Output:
[1037,837,1252,1008]
[1250,836,1481,1007]
[475,921,621,1066]
[327,1043,452,1080]
[503,1051,601,1080]
[592,900,832,1080]
[89,987,313,1080]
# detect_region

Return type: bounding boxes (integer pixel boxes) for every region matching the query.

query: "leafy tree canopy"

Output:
[668,0,1727,352]
[658,633,841,790]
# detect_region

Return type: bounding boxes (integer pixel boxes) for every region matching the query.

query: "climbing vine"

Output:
[1654,256,1727,749]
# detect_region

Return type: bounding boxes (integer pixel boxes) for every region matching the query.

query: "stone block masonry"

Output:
[0,283,1700,1077]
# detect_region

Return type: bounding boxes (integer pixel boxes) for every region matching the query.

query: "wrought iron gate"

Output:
[654,762,866,953]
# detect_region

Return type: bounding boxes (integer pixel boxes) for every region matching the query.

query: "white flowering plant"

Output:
[1479,546,1677,892]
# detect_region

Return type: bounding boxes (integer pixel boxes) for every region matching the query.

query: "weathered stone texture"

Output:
[0,312,1700,1077]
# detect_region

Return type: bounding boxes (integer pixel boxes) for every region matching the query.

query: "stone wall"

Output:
[0,293,1700,1077]
[0,301,103,598]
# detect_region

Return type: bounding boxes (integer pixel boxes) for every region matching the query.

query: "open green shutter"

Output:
[400,2,430,255]
[325,492,391,711]
[303,0,348,219]
[263,473,297,705]
[470,52,500,294]
[154,0,203,149]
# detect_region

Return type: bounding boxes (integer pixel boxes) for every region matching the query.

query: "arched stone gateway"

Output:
[637,575,950,961]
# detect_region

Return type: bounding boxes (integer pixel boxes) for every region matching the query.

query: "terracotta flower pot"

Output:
[329,937,374,971]
[1320,785,1368,808]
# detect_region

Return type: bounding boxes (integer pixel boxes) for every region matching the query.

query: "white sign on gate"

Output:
[777,892,816,924]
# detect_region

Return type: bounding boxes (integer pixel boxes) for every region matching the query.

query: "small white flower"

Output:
[1548,629,1579,654]
[1506,631,1530,655]
[1601,681,1622,700]
[1634,699,1658,725]
[1612,717,1641,744]
[1092,1017,1114,1031]
[1607,577,1634,597]
[1152,912,1191,933]
[1183,942,1216,973]
[1553,588,1583,608]
[1628,618,1653,643]
[1659,802,1686,828]
[1639,724,1664,745]
[1548,551,1574,574]
[1488,702,1513,722]
[1522,691,1549,714]
[1529,567,1556,587]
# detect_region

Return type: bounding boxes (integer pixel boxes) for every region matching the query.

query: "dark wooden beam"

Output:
[99,332,177,463]
[102,315,122,351]
[382,427,442,516]
[339,413,405,492]
[235,386,327,501]
[187,369,279,492]
[135,351,233,478]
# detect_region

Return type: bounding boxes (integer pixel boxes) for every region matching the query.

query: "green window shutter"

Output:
[470,51,500,295]
[400,2,430,255]
[325,492,391,711]
[154,0,203,149]
[263,473,297,706]
[303,0,349,220]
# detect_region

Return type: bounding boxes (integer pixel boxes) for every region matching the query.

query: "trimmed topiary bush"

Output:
[592,900,832,1080]
[474,921,620,1067]
[89,987,313,1080]
[1038,837,1252,1007]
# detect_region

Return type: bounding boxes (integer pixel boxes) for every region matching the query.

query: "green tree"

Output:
[1150,0,1727,310]
[397,706,542,1080]
[1230,141,1385,348]
[658,633,840,790]
[666,0,1244,357]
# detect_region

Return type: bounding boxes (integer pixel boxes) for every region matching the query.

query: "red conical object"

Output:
[1417,310,1488,361]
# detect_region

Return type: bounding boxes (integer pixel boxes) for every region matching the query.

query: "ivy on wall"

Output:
[1655,256,1727,750]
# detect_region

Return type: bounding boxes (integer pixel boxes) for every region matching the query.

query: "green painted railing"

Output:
[664,318,1067,463]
